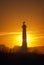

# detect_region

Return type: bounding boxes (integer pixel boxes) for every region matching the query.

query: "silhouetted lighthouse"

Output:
[22,21,27,52]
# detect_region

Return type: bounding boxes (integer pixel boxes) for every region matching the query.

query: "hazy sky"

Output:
[0,0,44,48]
[0,0,44,33]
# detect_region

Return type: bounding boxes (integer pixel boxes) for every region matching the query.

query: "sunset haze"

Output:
[0,0,44,49]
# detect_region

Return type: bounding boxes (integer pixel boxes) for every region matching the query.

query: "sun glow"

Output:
[15,35,22,46]
[12,34,22,47]
[27,34,32,43]
[27,34,35,47]
[12,33,35,47]
[0,32,43,48]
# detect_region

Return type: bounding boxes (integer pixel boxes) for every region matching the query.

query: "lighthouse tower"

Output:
[22,22,27,52]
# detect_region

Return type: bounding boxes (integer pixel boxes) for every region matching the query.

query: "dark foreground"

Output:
[0,52,44,65]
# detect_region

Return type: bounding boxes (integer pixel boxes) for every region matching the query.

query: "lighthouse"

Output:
[22,21,27,52]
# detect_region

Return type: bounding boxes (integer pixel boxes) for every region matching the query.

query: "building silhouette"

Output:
[22,21,27,53]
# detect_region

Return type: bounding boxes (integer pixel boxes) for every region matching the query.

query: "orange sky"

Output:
[0,0,44,48]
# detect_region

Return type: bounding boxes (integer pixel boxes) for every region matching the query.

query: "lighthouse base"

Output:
[21,43,27,53]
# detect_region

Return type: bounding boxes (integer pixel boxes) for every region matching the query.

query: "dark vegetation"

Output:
[0,45,44,65]
[0,52,44,65]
